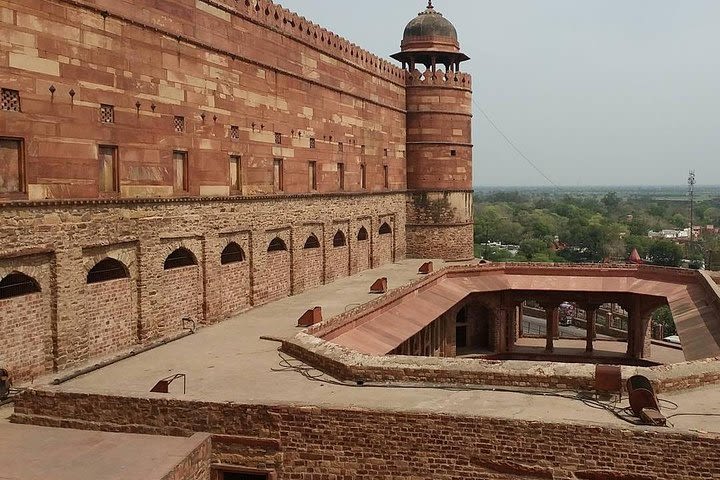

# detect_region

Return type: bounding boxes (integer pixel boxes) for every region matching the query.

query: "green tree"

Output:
[646,239,683,267]
[652,306,676,337]
[601,192,621,212]
[519,238,549,260]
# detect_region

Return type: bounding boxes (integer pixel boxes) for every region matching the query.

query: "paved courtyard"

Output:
[23,259,720,435]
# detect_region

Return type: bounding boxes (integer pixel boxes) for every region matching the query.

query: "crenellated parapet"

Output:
[204,0,405,84]
[405,69,472,90]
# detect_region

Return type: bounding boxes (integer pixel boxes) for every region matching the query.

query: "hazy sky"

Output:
[277,0,720,187]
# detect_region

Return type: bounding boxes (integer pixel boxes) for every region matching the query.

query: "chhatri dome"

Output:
[391,1,469,70]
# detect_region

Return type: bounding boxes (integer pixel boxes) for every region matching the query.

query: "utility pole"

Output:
[688,170,696,243]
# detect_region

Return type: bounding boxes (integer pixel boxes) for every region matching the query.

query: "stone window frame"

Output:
[229,154,242,193]
[274,132,282,145]
[100,104,114,123]
[273,158,284,192]
[174,116,185,133]
[86,258,130,284]
[0,271,41,300]
[308,161,317,191]
[230,125,240,140]
[0,136,26,194]
[333,230,347,248]
[337,162,345,191]
[221,242,247,265]
[98,144,120,195]
[267,237,287,252]
[357,226,369,241]
[304,234,321,249]
[359,163,366,190]
[164,247,198,270]
[309,138,316,149]
[173,150,189,193]
[1,88,21,112]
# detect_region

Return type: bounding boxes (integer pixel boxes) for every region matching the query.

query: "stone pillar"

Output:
[516,304,524,339]
[494,307,508,354]
[585,305,599,353]
[642,314,653,358]
[543,304,558,353]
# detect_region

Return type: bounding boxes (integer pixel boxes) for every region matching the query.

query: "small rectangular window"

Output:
[273,158,284,192]
[360,145,365,155]
[98,145,118,193]
[1,89,21,112]
[384,165,389,189]
[360,163,366,190]
[173,150,188,192]
[309,138,316,149]
[100,104,114,123]
[308,161,317,191]
[338,142,343,153]
[229,155,241,192]
[384,148,388,157]
[230,125,240,139]
[0,138,24,193]
[338,163,345,191]
[174,116,185,133]
[450,149,457,156]
[274,132,282,145]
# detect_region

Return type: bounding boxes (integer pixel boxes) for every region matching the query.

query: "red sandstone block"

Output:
[370,277,388,294]
[297,307,322,328]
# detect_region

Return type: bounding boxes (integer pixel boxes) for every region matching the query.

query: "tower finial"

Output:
[427,1,433,9]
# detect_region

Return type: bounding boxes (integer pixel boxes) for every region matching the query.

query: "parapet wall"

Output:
[12,389,720,479]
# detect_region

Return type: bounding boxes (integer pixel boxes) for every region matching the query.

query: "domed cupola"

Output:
[391,1,469,71]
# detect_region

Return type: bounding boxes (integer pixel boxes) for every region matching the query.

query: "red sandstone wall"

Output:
[0,0,406,200]
[405,72,472,192]
[0,292,53,381]
[83,278,137,359]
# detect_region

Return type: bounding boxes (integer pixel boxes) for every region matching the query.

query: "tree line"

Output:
[474,190,720,268]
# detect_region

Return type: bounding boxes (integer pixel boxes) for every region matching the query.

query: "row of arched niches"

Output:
[0,223,396,382]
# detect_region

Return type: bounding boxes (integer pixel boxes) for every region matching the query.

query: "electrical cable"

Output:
[472,98,558,189]
[272,351,647,426]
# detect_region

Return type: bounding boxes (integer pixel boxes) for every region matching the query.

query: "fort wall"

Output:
[0,193,406,382]
[0,0,406,200]
[13,390,720,480]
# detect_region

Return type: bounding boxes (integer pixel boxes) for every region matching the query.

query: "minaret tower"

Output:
[393,1,474,261]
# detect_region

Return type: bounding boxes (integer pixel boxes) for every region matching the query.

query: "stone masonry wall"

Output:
[219,261,251,318]
[13,390,720,480]
[0,292,53,381]
[160,265,203,337]
[407,223,474,261]
[0,192,406,382]
[83,278,137,359]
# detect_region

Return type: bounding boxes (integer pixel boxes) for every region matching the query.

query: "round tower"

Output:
[393,1,474,261]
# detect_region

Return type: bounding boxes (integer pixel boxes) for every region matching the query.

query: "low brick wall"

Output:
[11,389,720,480]
[282,332,720,394]
[161,433,212,480]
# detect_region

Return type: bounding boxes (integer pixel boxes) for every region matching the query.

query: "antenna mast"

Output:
[688,170,696,243]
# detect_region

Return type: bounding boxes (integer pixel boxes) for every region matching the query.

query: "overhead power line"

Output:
[472,98,558,188]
